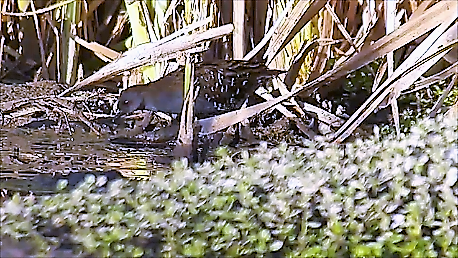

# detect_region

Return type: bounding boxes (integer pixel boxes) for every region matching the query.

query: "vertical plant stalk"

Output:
[124,0,160,83]
[174,0,194,159]
[140,1,156,41]
[175,55,195,160]
[0,0,7,73]
[184,0,192,24]
[233,0,245,59]
[30,0,49,79]
[143,0,166,81]
[60,0,81,84]
[125,1,151,48]
[385,0,397,77]
[243,0,295,62]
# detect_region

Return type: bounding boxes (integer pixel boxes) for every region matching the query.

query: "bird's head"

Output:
[114,88,144,123]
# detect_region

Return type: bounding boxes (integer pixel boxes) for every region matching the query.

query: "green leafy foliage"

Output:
[1,115,457,257]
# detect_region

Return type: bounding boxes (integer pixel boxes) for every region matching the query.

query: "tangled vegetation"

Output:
[1,2,457,257]
[2,114,456,257]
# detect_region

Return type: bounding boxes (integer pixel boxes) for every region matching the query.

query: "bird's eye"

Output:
[124,100,129,105]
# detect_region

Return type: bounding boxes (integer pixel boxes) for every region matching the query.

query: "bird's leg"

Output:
[227,124,241,147]
[230,119,257,146]
[239,121,257,143]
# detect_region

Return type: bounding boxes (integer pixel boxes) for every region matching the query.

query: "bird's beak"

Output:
[113,111,125,124]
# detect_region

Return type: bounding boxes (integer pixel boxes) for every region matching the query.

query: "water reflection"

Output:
[1,126,172,180]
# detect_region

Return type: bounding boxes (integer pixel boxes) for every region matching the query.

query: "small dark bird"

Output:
[116,60,283,119]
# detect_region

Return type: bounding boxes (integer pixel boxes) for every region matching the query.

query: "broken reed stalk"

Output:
[59,22,233,96]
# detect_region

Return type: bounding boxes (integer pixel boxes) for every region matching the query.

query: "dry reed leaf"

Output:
[328,1,457,82]
[164,0,179,21]
[255,87,296,118]
[403,61,458,94]
[243,0,294,62]
[242,1,312,128]
[73,36,121,62]
[59,21,229,96]
[199,1,458,137]
[309,2,333,80]
[333,1,378,68]
[333,20,458,143]
[198,99,275,135]
[409,0,435,20]
[284,40,318,87]
[264,0,326,64]
[381,21,457,136]
[198,69,329,135]
[325,2,354,49]
[299,101,344,127]
[385,0,398,77]
[429,74,457,118]
[372,61,387,92]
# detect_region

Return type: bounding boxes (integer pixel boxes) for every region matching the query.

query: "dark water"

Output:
[1,126,174,193]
